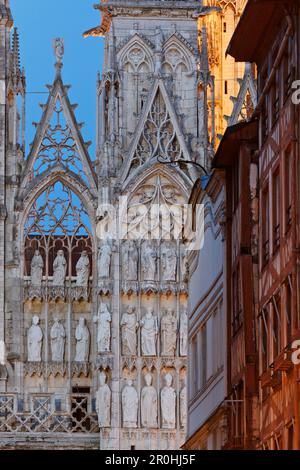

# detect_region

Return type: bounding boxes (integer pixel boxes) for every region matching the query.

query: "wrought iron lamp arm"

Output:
[157,155,209,175]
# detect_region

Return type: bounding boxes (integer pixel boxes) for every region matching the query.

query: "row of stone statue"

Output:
[27,305,187,362]
[120,307,187,357]
[27,316,90,362]
[30,240,188,286]
[96,371,187,430]
[30,250,91,287]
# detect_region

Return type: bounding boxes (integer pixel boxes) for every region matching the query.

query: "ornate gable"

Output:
[120,79,195,185]
[20,57,97,199]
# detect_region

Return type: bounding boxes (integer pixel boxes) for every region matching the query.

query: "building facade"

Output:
[0,0,224,450]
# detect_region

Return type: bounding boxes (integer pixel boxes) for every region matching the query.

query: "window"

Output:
[261,96,269,141]
[272,295,281,358]
[262,187,270,265]
[225,80,228,95]
[273,171,280,252]
[232,160,240,211]
[223,22,227,33]
[201,324,207,388]
[283,39,293,100]
[286,279,292,343]
[232,266,243,333]
[271,76,279,127]
[261,309,269,371]
[191,335,198,395]
[285,148,292,230]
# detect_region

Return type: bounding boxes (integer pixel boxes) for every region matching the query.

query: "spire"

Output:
[53,37,64,75]
[12,27,20,77]
[200,24,210,82]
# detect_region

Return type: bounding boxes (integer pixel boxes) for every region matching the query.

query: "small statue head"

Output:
[32,315,40,326]
[82,251,87,257]
[34,250,40,256]
[53,316,59,323]
[146,309,153,318]
[127,306,135,314]
[79,317,86,326]
[164,373,173,387]
[145,373,152,386]
[99,371,107,386]
[127,379,133,387]
[57,250,64,256]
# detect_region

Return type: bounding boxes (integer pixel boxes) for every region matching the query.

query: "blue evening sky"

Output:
[11,0,105,158]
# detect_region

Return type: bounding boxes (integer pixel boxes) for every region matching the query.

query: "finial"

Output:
[53,38,64,73]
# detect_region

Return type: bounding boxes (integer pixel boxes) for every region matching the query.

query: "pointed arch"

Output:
[117,34,155,73]
[20,175,96,282]
[119,79,196,186]
[162,34,196,73]
[20,74,97,197]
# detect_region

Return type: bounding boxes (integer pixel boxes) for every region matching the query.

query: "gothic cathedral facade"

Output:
[0,0,250,449]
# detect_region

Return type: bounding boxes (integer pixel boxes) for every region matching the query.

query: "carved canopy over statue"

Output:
[122,379,138,428]
[96,371,111,428]
[27,316,43,362]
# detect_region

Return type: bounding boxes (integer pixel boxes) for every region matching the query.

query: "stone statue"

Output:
[30,250,44,286]
[53,250,67,286]
[50,317,66,362]
[179,310,188,357]
[180,249,189,282]
[93,303,111,353]
[141,242,157,281]
[161,244,177,281]
[140,309,158,356]
[75,317,90,362]
[76,251,90,287]
[141,373,158,428]
[96,371,111,428]
[53,37,64,64]
[98,241,112,279]
[27,316,43,362]
[180,379,187,428]
[123,241,138,281]
[161,309,177,356]
[122,379,138,428]
[161,373,176,429]
[121,306,138,356]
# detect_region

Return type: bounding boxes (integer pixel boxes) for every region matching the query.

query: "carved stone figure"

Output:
[53,250,67,286]
[180,248,189,282]
[93,303,111,353]
[141,242,157,281]
[30,250,44,286]
[27,316,43,362]
[75,317,90,362]
[140,309,158,356]
[161,373,176,429]
[122,379,138,428]
[141,373,158,428]
[50,318,66,362]
[98,242,112,279]
[121,306,138,356]
[161,309,177,356]
[53,37,64,63]
[96,371,111,428]
[76,251,90,287]
[179,310,188,357]
[123,241,138,281]
[161,244,177,281]
[180,379,187,428]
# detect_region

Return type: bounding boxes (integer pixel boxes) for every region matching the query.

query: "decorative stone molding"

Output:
[24,362,44,377]
[71,362,90,378]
